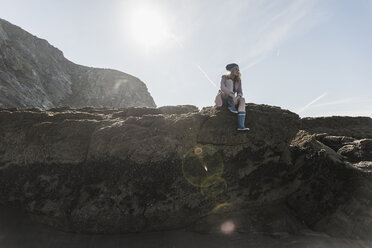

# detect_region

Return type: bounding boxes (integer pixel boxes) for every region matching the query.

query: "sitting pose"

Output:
[215,63,249,131]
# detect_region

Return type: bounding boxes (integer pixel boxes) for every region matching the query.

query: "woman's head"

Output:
[225,63,241,81]
[226,63,239,71]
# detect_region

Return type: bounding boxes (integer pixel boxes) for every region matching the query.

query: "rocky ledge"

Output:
[0,104,371,240]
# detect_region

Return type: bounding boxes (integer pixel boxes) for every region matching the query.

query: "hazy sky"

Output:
[0,0,371,117]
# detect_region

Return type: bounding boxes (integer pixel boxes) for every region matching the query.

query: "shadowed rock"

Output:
[302,116,372,139]
[0,105,371,241]
[287,131,372,240]
[337,139,372,163]
[313,133,355,151]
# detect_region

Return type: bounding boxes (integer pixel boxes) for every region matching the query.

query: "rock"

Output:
[0,18,156,109]
[0,105,371,241]
[353,161,372,172]
[287,131,372,240]
[313,133,355,151]
[158,105,199,115]
[0,104,300,234]
[110,105,199,119]
[337,139,372,163]
[302,116,372,139]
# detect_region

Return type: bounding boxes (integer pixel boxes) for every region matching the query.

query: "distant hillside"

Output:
[0,18,156,109]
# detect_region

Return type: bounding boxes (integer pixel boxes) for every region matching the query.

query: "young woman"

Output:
[215,63,249,131]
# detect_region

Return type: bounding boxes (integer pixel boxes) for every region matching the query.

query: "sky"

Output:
[0,0,371,117]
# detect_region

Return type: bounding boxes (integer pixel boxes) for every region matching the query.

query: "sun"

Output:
[130,5,169,48]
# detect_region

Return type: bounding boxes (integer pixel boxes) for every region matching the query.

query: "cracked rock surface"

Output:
[0,105,371,241]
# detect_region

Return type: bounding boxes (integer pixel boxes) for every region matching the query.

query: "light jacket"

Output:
[214,75,243,107]
[220,75,243,97]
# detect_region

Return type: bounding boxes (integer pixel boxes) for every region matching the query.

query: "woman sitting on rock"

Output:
[215,63,249,131]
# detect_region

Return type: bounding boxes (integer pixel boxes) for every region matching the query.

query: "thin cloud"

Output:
[169,34,216,87]
[239,1,318,72]
[311,97,372,108]
[298,92,327,113]
[244,0,321,60]
[311,98,357,108]
[196,64,216,87]
[241,57,266,72]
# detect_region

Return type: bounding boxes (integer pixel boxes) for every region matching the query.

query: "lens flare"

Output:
[200,176,227,198]
[220,220,235,234]
[194,147,203,155]
[182,145,223,188]
[211,203,232,213]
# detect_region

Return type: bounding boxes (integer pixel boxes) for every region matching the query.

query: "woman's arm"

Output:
[220,76,234,97]
[235,81,243,97]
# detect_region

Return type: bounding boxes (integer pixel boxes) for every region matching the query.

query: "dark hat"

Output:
[226,63,239,71]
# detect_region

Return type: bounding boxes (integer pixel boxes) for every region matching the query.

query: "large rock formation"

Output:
[302,116,372,139]
[0,104,371,241]
[0,18,156,109]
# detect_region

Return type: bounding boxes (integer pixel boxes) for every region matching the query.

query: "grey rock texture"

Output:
[313,133,355,151]
[0,18,156,109]
[337,139,372,163]
[302,116,372,139]
[354,161,372,172]
[287,131,372,240]
[0,104,371,241]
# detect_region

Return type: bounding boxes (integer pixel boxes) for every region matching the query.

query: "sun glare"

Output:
[130,5,169,48]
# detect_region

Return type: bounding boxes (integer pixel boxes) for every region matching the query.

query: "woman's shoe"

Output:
[237,111,249,130]
[237,127,250,131]
[228,106,238,113]
[227,96,238,113]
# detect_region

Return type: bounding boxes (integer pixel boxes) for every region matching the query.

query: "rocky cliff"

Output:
[0,104,371,241]
[0,18,156,109]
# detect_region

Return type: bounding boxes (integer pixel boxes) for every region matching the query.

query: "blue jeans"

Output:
[221,93,235,109]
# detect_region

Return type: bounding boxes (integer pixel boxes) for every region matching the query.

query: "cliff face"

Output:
[0,18,156,109]
[0,104,371,240]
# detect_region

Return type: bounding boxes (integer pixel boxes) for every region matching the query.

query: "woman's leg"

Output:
[237,97,249,131]
[224,79,238,113]
[227,96,238,113]
[237,97,245,112]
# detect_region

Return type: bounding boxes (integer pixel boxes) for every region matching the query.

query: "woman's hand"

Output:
[230,94,239,105]
[234,95,240,105]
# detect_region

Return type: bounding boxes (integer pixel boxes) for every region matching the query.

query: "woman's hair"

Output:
[224,70,241,83]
